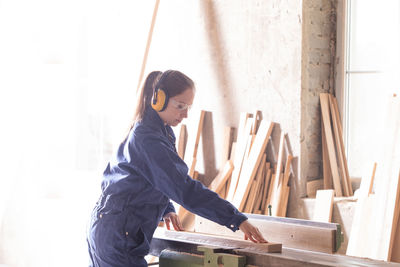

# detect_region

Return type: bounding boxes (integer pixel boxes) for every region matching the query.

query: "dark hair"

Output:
[124,70,195,138]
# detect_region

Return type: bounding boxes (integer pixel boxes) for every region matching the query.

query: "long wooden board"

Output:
[209,160,234,195]
[322,127,333,189]
[231,121,274,210]
[195,216,337,253]
[320,93,343,197]
[269,132,285,215]
[177,124,187,160]
[155,228,282,253]
[226,113,252,202]
[329,95,351,196]
[331,96,353,195]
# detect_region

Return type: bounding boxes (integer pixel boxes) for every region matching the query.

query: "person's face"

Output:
[158,88,195,127]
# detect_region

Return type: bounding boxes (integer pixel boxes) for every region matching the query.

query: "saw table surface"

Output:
[150,228,400,267]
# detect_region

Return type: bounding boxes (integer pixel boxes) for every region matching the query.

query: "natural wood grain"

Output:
[329,94,351,196]
[307,179,324,198]
[320,93,343,197]
[195,216,337,253]
[177,124,187,160]
[226,113,252,202]
[232,121,274,210]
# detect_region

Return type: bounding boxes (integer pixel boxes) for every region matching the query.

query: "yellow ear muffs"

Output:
[151,88,169,112]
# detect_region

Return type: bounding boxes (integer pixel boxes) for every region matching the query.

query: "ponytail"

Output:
[123,71,162,142]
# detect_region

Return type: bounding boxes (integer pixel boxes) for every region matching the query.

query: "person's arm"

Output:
[138,137,246,232]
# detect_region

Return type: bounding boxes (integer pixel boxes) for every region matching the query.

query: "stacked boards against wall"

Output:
[346,94,400,262]
[176,110,295,230]
[320,93,352,197]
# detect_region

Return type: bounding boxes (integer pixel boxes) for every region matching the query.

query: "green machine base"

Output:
[159,246,246,267]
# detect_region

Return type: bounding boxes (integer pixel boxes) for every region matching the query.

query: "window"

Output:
[342,0,400,179]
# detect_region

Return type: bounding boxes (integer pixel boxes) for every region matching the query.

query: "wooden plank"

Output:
[245,154,266,213]
[275,155,293,217]
[226,113,252,202]
[369,95,400,261]
[320,93,343,197]
[313,189,334,223]
[195,216,337,253]
[254,162,270,213]
[329,94,350,196]
[332,96,353,195]
[221,126,234,164]
[347,162,378,257]
[209,160,234,193]
[307,179,324,198]
[157,229,282,253]
[178,111,206,227]
[177,124,187,160]
[260,165,272,213]
[269,131,285,216]
[322,127,333,189]
[390,171,400,262]
[278,184,290,217]
[269,132,285,214]
[348,95,400,261]
[232,121,274,210]
[265,173,275,214]
[188,157,197,178]
[346,194,377,257]
[389,171,400,260]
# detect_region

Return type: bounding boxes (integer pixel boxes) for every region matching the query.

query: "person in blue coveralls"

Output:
[87,70,268,266]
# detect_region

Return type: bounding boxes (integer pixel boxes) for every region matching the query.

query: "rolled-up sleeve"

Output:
[137,136,247,232]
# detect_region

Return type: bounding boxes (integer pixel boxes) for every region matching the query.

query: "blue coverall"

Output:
[87,107,248,267]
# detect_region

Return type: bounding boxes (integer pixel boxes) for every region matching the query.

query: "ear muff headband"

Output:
[151,71,171,112]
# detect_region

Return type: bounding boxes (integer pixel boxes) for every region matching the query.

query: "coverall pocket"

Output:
[125,226,149,257]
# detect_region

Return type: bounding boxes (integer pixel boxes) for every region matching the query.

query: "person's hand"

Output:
[163,212,184,231]
[239,220,268,243]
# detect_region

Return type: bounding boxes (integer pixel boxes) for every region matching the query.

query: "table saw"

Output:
[149,214,400,266]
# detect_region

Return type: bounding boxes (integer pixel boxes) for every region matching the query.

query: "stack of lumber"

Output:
[178,110,295,224]
[346,94,400,262]
[320,93,353,197]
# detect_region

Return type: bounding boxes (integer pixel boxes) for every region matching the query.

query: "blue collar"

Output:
[142,106,176,145]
